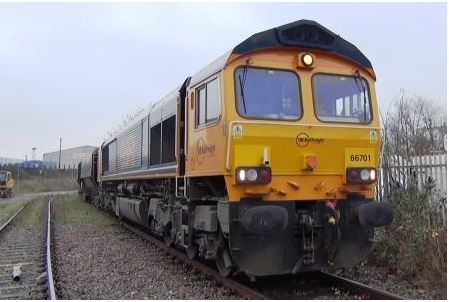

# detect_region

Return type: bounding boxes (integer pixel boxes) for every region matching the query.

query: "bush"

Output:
[370,179,446,287]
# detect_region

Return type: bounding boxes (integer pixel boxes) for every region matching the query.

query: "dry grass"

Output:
[10,169,78,194]
[16,177,76,194]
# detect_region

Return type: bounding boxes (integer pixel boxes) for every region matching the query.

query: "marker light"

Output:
[260,169,271,183]
[236,167,272,184]
[302,53,314,66]
[346,168,376,184]
[238,169,246,182]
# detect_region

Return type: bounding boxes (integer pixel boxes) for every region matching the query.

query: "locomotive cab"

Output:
[185,20,393,277]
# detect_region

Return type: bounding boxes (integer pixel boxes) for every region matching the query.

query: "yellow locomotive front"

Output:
[187,20,393,277]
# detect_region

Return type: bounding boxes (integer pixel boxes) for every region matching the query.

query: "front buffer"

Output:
[226,198,393,277]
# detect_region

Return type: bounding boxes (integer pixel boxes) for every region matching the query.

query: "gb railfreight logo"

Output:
[296,133,324,148]
[197,138,216,164]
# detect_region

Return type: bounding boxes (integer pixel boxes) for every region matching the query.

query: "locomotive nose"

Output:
[356,201,394,227]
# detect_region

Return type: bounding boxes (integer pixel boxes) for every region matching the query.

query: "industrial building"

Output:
[43,145,97,169]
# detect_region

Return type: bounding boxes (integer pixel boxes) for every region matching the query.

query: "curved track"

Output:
[0,198,56,299]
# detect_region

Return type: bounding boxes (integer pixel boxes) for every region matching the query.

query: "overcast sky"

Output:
[0,2,446,160]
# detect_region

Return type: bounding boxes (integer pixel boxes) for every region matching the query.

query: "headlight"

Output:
[360,169,371,181]
[235,167,271,184]
[346,168,376,184]
[302,53,314,66]
[246,169,258,182]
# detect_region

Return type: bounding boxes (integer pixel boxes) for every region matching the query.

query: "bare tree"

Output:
[382,90,446,158]
[378,91,447,200]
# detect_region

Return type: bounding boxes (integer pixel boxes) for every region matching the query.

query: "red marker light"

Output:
[260,168,271,183]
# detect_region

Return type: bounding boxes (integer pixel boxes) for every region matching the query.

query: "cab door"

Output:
[185,74,226,176]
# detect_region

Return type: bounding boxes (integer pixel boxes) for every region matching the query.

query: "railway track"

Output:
[123,221,403,300]
[316,271,404,300]
[122,222,268,300]
[0,198,56,299]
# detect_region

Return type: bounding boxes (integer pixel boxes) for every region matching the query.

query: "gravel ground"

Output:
[54,222,240,299]
[335,261,446,300]
[53,195,445,300]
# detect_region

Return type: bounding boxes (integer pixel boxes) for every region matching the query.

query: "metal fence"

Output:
[0,157,24,166]
[376,152,447,220]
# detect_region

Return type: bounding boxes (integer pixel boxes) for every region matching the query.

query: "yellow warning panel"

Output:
[233,145,267,167]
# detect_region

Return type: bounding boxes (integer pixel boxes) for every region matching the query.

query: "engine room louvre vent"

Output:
[277,23,336,49]
[117,124,142,170]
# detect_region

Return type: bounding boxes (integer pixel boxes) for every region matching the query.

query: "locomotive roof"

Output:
[103,19,372,146]
[190,51,231,87]
[103,86,179,145]
[231,19,372,68]
[190,19,371,87]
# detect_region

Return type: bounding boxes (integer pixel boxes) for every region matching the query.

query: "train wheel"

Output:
[216,245,233,277]
[164,224,173,247]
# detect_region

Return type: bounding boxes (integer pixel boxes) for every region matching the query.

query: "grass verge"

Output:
[54,194,117,226]
[15,198,47,227]
[0,200,26,225]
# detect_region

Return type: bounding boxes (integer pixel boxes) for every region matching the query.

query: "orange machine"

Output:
[0,171,14,198]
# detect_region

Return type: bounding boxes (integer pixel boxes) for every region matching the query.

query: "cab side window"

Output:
[197,78,220,126]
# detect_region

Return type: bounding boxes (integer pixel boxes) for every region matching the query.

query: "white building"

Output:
[43,145,97,169]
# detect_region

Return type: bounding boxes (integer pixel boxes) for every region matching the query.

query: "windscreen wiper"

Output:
[238,66,249,114]
[354,71,368,121]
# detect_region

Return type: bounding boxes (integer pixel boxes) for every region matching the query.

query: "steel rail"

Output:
[122,222,268,300]
[46,198,57,300]
[317,271,404,300]
[0,205,25,233]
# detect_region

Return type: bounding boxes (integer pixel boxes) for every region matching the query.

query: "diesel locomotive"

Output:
[78,19,393,278]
